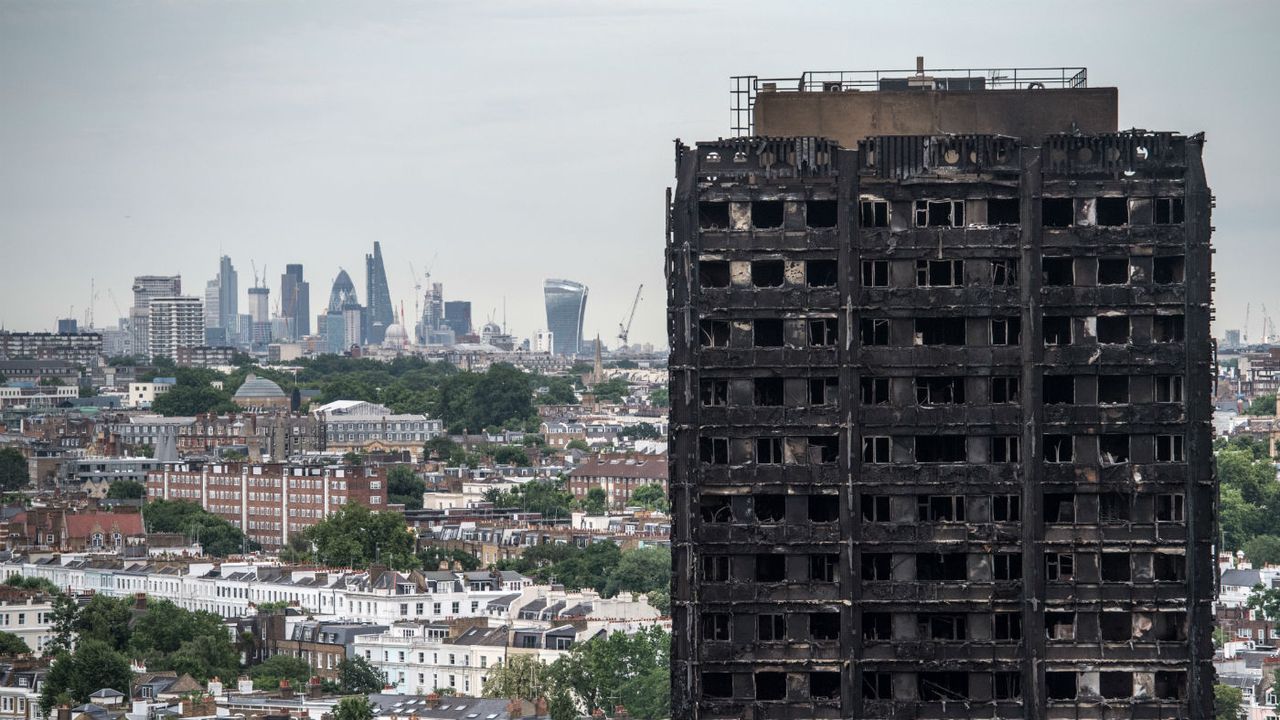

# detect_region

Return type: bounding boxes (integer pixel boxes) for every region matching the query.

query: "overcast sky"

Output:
[1,0,1275,347]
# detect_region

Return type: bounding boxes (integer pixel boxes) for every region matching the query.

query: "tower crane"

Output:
[617,284,644,348]
[107,289,125,322]
[1245,303,1252,344]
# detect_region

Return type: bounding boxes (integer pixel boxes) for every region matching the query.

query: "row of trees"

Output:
[1216,436,1280,564]
[143,499,258,557]
[248,653,384,694]
[496,541,670,613]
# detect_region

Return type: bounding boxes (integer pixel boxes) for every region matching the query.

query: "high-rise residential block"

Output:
[147,296,204,362]
[668,64,1213,719]
[544,279,588,356]
[130,275,181,360]
[217,255,238,331]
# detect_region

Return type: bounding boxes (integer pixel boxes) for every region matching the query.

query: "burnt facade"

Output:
[668,73,1214,719]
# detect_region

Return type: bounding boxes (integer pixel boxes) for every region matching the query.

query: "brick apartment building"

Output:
[567,454,667,509]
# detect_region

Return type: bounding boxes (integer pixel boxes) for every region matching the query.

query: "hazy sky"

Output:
[1,0,1275,347]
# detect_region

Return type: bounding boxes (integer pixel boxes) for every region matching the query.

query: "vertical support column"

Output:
[837,147,862,718]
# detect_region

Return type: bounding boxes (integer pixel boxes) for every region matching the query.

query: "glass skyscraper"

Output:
[365,242,394,345]
[543,278,588,356]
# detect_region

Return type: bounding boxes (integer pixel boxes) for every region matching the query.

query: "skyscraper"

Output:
[248,286,271,345]
[543,279,588,356]
[365,242,394,345]
[444,301,472,337]
[669,65,1213,718]
[147,296,203,362]
[130,275,181,360]
[217,255,238,332]
[203,280,220,331]
[281,264,310,338]
[324,269,362,349]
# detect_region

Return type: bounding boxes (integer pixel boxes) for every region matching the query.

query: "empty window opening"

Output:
[1153,314,1185,342]
[860,377,889,404]
[992,495,1021,522]
[1045,435,1074,463]
[810,554,839,582]
[807,259,838,287]
[993,672,1022,700]
[754,377,784,406]
[1100,612,1132,641]
[1046,613,1076,641]
[863,672,892,700]
[994,612,1022,641]
[1043,375,1075,404]
[862,436,890,464]
[1156,494,1185,522]
[700,436,728,465]
[1096,197,1129,226]
[991,259,1018,286]
[810,612,840,641]
[754,493,785,522]
[1044,316,1073,345]
[1155,672,1187,701]
[860,200,889,228]
[810,377,838,406]
[915,317,966,345]
[1097,257,1130,285]
[915,199,965,228]
[918,672,970,702]
[991,376,1020,403]
[988,198,1020,225]
[1043,256,1074,286]
[808,495,839,523]
[861,260,889,287]
[753,318,785,347]
[1154,554,1186,582]
[756,555,786,583]
[700,379,728,406]
[861,318,890,346]
[917,553,967,582]
[1099,493,1132,523]
[700,495,733,523]
[700,319,730,347]
[702,672,733,699]
[1044,493,1076,523]
[862,612,891,641]
[751,260,785,287]
[702,555,730,582]
[755,672,786,701]
[808,318,838,346]
[1043,198,1074,228]
[916,376,965,405]
[1101,554,1131,582]
[861,495,890,523]
[755,437,782,464]
[752,201,784,229]
[1096,316,1130,344]
[1046,553,1075,581]
[810,672,841,700]
[1154,255,1186,284]
[915,435,967,463]
[991,436,1020,463]
[698,202,730,230]
[991,317,1021,345]
[918,495,966,522]
[1156,434,1185,462]
[1046,672,1077,700]
[861,553,891,581]
[1156,375,1184,403]
[920,614,967,641]
[993,553,1022,581]
[1100,434,1130,464]
[809,436,839,464]
[1155,197,1185,224]
[699,261,730,288]
[758,613,786,641]
[916,259,964,287]
[807,200,838,228]
[1098,375,1130,404]
[1099,672,1132,699]
[701,612,731,641]
[1154,612,1188,641]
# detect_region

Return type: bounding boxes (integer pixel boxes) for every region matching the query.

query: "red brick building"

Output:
[567,454,667,509]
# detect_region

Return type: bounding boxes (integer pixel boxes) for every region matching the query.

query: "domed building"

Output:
[382,322,410,351]
[232,373,290,411]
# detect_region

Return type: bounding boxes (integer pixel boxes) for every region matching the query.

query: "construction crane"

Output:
[107,289,125,321]
[1265,304,1276,344]
[85,278,99,329]
[1245,303,1252,344]
[617,284,644,348]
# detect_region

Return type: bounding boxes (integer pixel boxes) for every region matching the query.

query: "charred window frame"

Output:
[860,377,890,405]
[755,555,786,583]
[1045,672,1077,699]
[993,672,1022,700]
[915,435,967,463]
[861,553,891,581]
[1100,434,1130,465]
[918,495,966,522]
[753,377,784,406]
[1046,552,1075,581]
[862,612,891,641]
[915,317,967,346]
[751,260,785,288]
[914,199,965,228]
[702,673,733,699]
[1154,255,1186,284]
[1155,197,1185,224]
[810,377,839,406]
[1046,613,1077,641]
[994,612,1023,641]
[862,436,891,464]
[754,493,785,523]
[809,436,839,464]
[808,318,838,347]
[1156,493,1185,522]
[751,201,784,229]
[808,495,839,523]
[755,437,783,465]
[700,319,730,348]
[1099,493,1132,523]
[755,672,786,701]
[757,613,786,641]
[1095,197,1129,226]
[992,494,1021,522]
[916,259,965,287]
[991,259,1018,287]
[699,260,730,288]
[1043,375,1075,405]
[699,494,733,523]
[807,259,838,287]
[860,199,889,228]
[700,436,729,465]
[861,495,890,523]
[1156,434,1186,462]
[1156,375,1185,403]
[919,613,968,641]
[991,317,1021,345]
[918,672,970,702]
[702,555,731,582]
[861,318,890,346]
[1098,375,1130,404]
[698,202,730,230]
[806,200,838,228]
[1154,554,1187,583]
[993,553,1022,581]
[991,436,1021,463]
[916,552,968,582]
[700,379,728,407]
[915,376,965,405]
[753,319,785,347]
[701,612,731,641]
[987,198,1020,225]
[1042,198,1074,227]
[810,554,839,582]
[810,612,840,641]
[1045,435,1074,463]
[862,672,892,700]
[1153,314,1186,342]
[861,259,889,287]
[1097,257,1130,285]
[1044,493,1076,524]
[1101,553,1132,582]
[1096,315,1131,344]
[1042,256,1074,285]
[1044,316,1073,346]
[991,376,1020,403]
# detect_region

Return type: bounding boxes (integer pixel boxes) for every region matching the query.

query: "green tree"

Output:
[482,655,552,703]
[165,634,240,683]
[551,627,669,720]
[303,505,418,571]
[0,448,29,492]
[106,479,146,500]
[151,384,238,416]
[39,639,133,715]
[1244,535,1280,566]
[130,599,229,656]
[565,439,590,452]
[1216,683,1243,720]
[581,487,607,515]
[336,656,385,694]
[622,423,661,440]
[4,575,60,595]
[1245,394,1277,416]
[491,446,530,466]
[591,377,631,404]
[649,387,669,407]
[251,654,313,690]
[333,696,374,720]
[387,466,425,510]
[497,541,621,594]
[605,546,671,598]
[74,595,133,651]
[45,592,80,656]
[0,631,29,656]
[630,484,668,512]
[1248,584,1280,640]
[537,376,578,405]
[646,588,670,615]
[143,499,257,557]
[424,436,458,461]
[418,547,482,572]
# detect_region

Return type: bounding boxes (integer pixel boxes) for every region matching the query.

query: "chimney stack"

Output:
[916,55,925,74]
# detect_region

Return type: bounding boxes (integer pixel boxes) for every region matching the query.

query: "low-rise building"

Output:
[313,401,442,459]
[125,380,175,409]
[567,454,667,509]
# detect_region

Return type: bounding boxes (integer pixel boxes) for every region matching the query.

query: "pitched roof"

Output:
[1222,568,1264,587]
[569,454,667,481]
[64,513,144,540]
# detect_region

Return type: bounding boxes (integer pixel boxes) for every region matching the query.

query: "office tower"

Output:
[327,269,358,312]
[365,242,394,345]
[544,279,588,356]
[217,255,238,331]
[130,275,181,360]
[147,297,203,362]
[669,64,1213,718]
[203,280,221,334]
[444,301,472,337]
[281,264,310,338]
[324,269,362,349]
[248,286,271,345]
[56,318,78,334]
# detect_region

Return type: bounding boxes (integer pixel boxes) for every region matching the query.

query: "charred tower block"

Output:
[668,69,1214,720]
